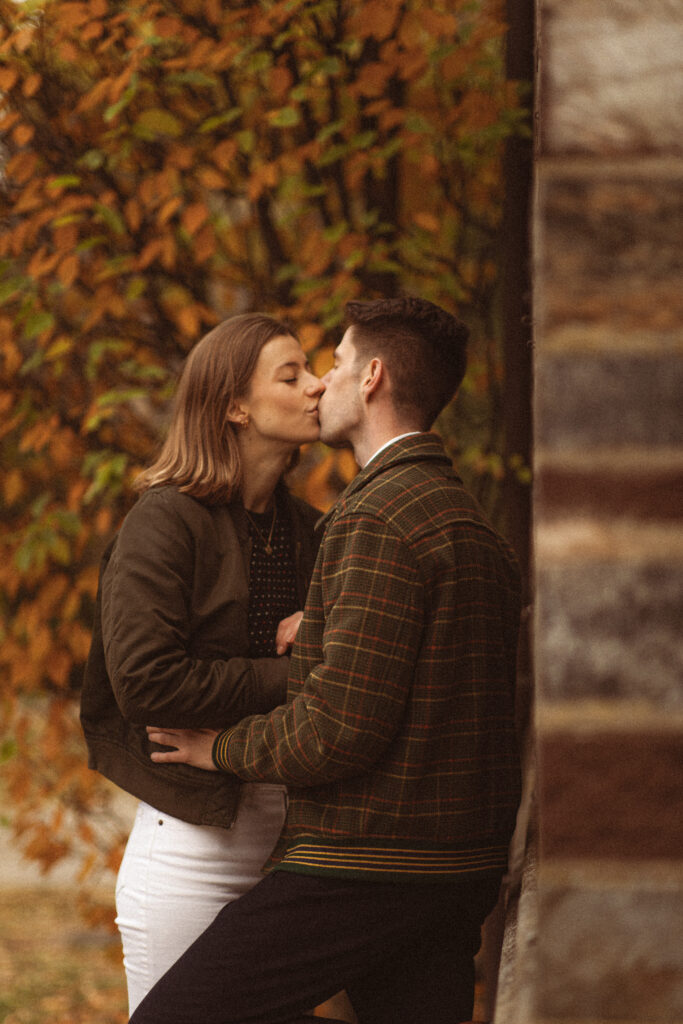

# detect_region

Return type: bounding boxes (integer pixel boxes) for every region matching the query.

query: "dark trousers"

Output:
[129,870,500,1024]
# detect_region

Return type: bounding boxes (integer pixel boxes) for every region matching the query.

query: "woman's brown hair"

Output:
[135,313,296,504]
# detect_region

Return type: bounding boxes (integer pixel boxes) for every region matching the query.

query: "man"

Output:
[135,297,522,1024]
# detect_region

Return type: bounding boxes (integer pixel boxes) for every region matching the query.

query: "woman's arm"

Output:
[102,490,288,728]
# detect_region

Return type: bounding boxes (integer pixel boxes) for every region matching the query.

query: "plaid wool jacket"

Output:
[214,433,522,881]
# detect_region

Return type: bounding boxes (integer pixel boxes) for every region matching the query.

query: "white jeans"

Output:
[115,784,287,1015]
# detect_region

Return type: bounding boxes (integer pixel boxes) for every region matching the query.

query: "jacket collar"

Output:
[319,432,453,528]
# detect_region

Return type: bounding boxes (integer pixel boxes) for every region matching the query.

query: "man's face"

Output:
[317,328,364,448]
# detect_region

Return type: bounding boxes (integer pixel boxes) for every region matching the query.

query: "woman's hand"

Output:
[146,727,219,771]
[275,610,304,655]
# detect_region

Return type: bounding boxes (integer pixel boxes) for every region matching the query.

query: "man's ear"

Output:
[360,357,384,401]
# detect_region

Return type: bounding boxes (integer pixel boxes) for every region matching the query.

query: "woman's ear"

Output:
[226,403,249,429]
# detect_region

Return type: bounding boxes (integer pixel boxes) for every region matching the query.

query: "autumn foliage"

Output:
[0,0,524,904]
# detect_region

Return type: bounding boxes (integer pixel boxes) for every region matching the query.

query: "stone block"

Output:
[537,872,683,1019]
[534,352,683,449]
[535,174,683,335]
[535,560,683,706]
[540,0,683,154]
[538,731,683,860]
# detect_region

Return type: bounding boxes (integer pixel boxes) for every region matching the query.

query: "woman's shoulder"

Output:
[123,484,219,536]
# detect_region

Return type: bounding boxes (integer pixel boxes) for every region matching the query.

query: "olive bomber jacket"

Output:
[80,483,321,829]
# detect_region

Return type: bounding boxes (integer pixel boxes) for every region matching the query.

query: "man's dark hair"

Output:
[344,296,469,428]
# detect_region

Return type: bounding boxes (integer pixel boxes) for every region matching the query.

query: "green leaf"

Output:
[94,204,126,235]
[236,129,256,153]
[318,142,350,167]
[0,277,25,304]
[322,222,348,244]
[79,149,105,170]
[133,108,184,139]
[168,71,217,88]
[46,337,74,361]
[126,277,147,300]
[47,175,81,190]
[0,738,17,764]
[22,311,55,341]
[76,236,108,253]
[268,106,300,128]
[104,76,139,122]
[199,108,243,133]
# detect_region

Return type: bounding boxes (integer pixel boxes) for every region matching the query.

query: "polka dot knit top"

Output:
[245,497,299,658]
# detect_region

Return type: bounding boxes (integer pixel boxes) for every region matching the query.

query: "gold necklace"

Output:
[244,504,277,555]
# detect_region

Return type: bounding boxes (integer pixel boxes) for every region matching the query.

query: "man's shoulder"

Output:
[339,456,467,532]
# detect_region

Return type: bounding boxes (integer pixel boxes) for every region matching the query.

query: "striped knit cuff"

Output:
[211,729,235,771]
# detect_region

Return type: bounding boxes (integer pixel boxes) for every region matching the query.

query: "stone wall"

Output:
[497,1,683,1021]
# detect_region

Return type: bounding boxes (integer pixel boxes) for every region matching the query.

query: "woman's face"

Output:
[237,334,324,448]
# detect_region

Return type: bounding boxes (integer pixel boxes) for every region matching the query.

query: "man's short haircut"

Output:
[344,296,469,429]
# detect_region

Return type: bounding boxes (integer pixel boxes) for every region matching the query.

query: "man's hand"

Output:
[146,727,219,771]
[275,610,304,655]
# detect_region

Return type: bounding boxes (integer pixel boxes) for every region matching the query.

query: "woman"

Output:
[80,313,325,1013]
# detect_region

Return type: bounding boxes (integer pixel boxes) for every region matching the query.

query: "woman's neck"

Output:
[239,444,292,513]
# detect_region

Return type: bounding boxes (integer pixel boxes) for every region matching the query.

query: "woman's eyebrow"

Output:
[276,359,311,372]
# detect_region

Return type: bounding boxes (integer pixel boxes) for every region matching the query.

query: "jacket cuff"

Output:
[212,729,235,771]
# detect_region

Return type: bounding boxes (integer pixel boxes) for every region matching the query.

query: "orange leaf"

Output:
[298,323,324,353]
[193,224,216,264]
[158,196,183,225]
[58,41,80,63]
[138,238,164,269]
[22,73,42,97]
[413,211,440,233]
[13,122,35,146]
[6,150,39,185]
[27,246,60,279]
[174,304,200,338]
[349,0,401,40]
[419,9,458,37]
[0,67,19,91]
[197,166,226,190]
[181,202,209,236]
[213,139,238,171]
[58,253,79,287]
[14,26,36,53]
[269,65,294,100]
[56,2,91,29]
[3,468,24,506]
[124,198,143,232]
[167,144,195,170]
[351,61,392,98]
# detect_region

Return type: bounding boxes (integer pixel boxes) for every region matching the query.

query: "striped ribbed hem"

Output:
[271,838,509,882]
[212,729,236,771]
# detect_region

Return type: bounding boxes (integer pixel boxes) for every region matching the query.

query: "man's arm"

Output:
[216,512,425,786]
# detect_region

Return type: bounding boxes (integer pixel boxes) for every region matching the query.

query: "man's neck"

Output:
[353,421,423,468]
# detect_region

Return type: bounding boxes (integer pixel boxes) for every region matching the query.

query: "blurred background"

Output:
[0,0,533,1020]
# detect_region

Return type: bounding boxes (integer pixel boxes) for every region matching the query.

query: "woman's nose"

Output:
[306,374,325,394]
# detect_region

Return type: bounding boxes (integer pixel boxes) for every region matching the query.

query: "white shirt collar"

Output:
[364,432,421,467]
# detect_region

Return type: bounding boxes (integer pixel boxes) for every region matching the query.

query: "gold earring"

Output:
[240,415,249,429]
